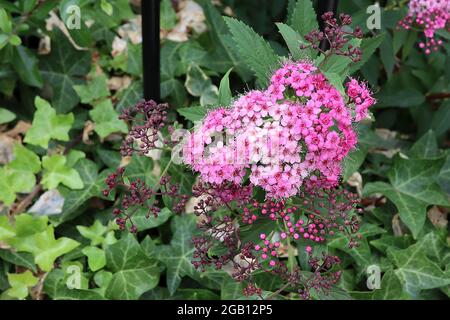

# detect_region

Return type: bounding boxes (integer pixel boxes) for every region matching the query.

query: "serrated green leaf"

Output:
[289,0,318,37]
[24,96,74,148]
[224,17,279,87]
[276,22,313,60]
[177,106,207,122]
[41,154,84,190]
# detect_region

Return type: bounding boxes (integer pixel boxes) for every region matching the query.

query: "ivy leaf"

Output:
[40,29,91,112]
[0,107,16,124]
[152,215,197,295]
[9,225,80,272]
[131,207,173,232]
[41,154,84,190]
[56,159,110,223]
[289,0,319,37]
[105,234,160,300]
[185,64,218,106]
[0,144,41,205]
[0,216,15,242]
[82,246,106,272]
[387,234,450,295]
[2,271,38,300]
[24,96,74,149]
[12,45,43,88]
[363,156,449,238]
[89,99,128,138]
[224,17,279,87]
[218,68,233,106]
[0,250,37,273]
[73,75,110,104]
[77,220,108,247]
[15,214,48,237]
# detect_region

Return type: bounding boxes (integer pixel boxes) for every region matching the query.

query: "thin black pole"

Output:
[318,0,339,52]
[142,0,160,102]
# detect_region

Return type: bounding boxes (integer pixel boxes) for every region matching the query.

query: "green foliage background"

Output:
[0,0,449,300]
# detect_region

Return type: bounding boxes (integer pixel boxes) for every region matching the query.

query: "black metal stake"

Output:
[318,0,339,52]
[142,0,160,102]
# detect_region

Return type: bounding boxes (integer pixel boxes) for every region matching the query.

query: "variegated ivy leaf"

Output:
[363,156,449,238]
[24,96,74,148]
[387,233,450,296]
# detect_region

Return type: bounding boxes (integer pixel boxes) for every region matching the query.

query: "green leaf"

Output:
[89,99,128,138]
[0,144,41,206]
[185,64,218,106]
[115,80,143,111]
[100,0,113,15]
[15,214,48,237]
[9,225,80,272]
[131,207,173,232]
[218,68,233,106]
[160,0,176,30]
[73,75,110,104]
[148,215,197,295]
[0,108,15,124]
[0,250,37,273]
[56,159,109,223]
[41,154,84,190]
[276,22,313,60]
[224,17,279,87]
[0,216,15,242]
[77,220,108,247]
[12,45,42,88]
[350,33,386,74]
[82,246,106,272]
[41,29,91,112]
[387,235,450,295]
[409,131,440,159]
[24,96,74,148]
[363,156,449,238]
[343,144,369,181]
[289,0,319,37]
[3,271,38,300]
[0,8,12,33]
[177,106,207,122]
[105,234,160,299]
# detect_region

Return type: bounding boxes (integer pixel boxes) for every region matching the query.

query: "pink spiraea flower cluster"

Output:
[398,0,450,54]
[182,61,375,199]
